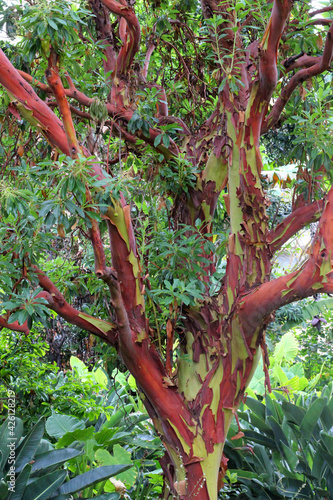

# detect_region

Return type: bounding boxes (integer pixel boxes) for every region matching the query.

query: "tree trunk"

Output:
[2,0,333,499]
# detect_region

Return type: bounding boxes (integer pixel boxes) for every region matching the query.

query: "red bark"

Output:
[2,1,333,498]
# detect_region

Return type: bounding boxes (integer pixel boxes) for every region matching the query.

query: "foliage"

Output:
[224,383,333,499]
[44,370,163,498]
[266,297,333,388]
[0,332,119,426]
[247,331,313,399]
[1,0,333,498]
[0,416,130,500]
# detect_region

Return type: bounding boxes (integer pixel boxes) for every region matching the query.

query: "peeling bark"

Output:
[2,1,333,498]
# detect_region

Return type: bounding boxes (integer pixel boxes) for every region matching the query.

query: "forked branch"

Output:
[268,199,324,253]
[101,0,140,76]
[242,188,333,330]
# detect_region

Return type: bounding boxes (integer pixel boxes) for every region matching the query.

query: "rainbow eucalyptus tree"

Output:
[1,0,333,498]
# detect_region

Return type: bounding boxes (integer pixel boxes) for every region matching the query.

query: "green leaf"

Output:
[47,19,58,30]
[57,465,132,495]
[45,414,85,439]
[282,400,306,426]
[0,480,8,499]
[56,427,95,448]
[22,470,67,500]
[245,397,266,421]
[281,442,298,470]
[320,430,333,455]
[273,331,299,364]
[243,430,277,449]
[154,134,162,147]
[300,398,325,437]
[31,448,82,472]
[15,419,45,472]
[96,445,137,487]
[162,134,170,148]
[7,464,31,500]
[0,418,24,470]
[312,449,325,479]
[267,416,289,450]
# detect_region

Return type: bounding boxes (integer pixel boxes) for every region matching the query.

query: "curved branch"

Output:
[101,0,141,76]
[46,65,81,158]
[90,0,117,77]
[283,53,319,72]
[0,316,29,335]
[306,18,332,27]
[0,49,70,155]
[310,6,333,17]
[142,23,157,81]
[31,266,117,344]
[241,187,333,330]
[142,40,156,81]
[262,21,333,134]
[258,0,292,101]
[268,199,324,253]
[17,69,178,156]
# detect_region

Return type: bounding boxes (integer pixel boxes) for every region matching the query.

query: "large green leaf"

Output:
[281,400,306,426]
[273,331,298,365]
[245,397,266,421]
[265,394,283,422]
[267,416,289,451]
[96,445,137,487]
[22,470,67,500]
[276,477,312,498]
[15,420,45,473]
[281,442,298,470]
[312,449,325,479]
[57,465,132,495]
[55,427,95,448]
[243,430,277,449]
[320,430,333,455]
[0,418,23,470]
[7,464,31,500]
[300,398,325,437]
[320,405,333,432]
[45,414,85,439]
[0,480,8,498]
[31,448,83,472]
[252,445,273,483]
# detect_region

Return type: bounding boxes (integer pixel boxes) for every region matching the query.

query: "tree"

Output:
[1,0,333,498]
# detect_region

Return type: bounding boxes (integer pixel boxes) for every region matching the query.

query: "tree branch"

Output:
[90,0,117,78]
[101,0,141,76]
[0,49,70,155]
[31,266,117,344]
[241,187,333,330]
[45,64,81,158]
[309,6,333,17]
[306,18,332,27]
[258,0,292,101]
[262,21,333,134]
[283,53,319,72]
[142,24,156,81]
[17,65,179,156]
[0,316,29,335]
[268,199,324,253]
